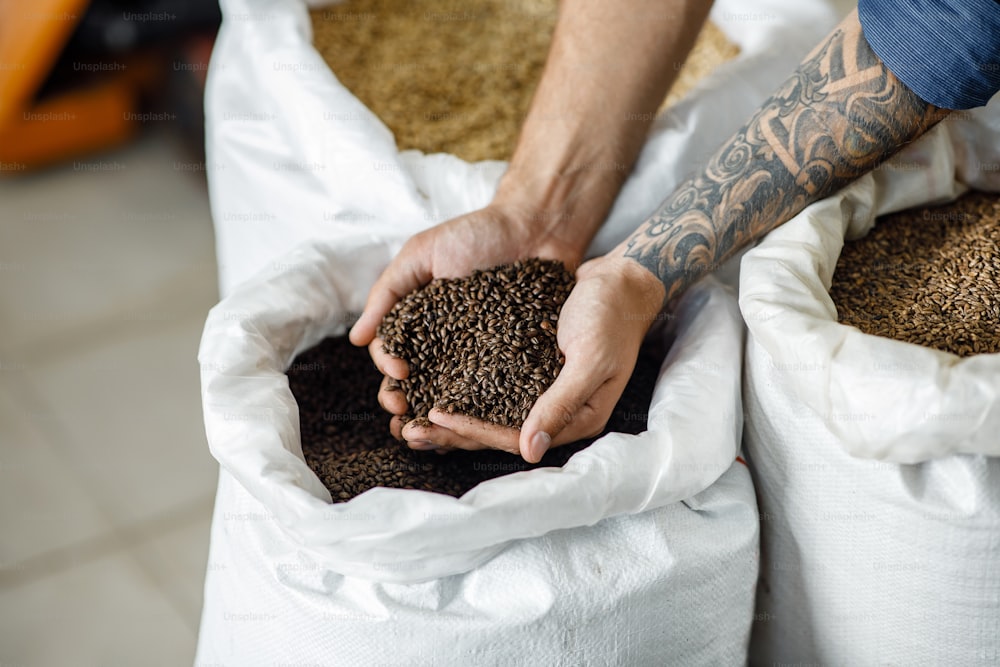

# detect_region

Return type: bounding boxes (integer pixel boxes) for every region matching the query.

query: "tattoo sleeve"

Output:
[622,10,944,304]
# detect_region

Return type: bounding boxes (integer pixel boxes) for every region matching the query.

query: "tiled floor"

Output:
[0,131,220,666]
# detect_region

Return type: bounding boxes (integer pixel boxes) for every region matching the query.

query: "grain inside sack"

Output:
[310,0,738,161]
[830,191,1000,357]
[289,259,664,502]
[289,336,663,502]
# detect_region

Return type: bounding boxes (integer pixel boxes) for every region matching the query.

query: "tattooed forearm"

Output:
[622,10,944,303]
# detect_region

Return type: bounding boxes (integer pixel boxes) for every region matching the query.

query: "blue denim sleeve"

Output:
[858,0,1000,110]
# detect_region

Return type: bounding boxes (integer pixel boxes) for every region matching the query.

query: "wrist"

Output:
[484,201,584,268]
[488,184,590,267]
[611,227,695,309]
[493,146,627,257]
[583,254,666,326]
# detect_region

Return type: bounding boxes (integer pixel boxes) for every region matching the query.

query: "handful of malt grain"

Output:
[377,258,575,428]
[830,191,1000,357]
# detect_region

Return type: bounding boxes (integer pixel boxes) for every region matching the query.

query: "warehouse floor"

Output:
[0,131,218,665]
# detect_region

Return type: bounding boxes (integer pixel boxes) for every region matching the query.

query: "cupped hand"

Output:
[348,202,586,447]
[421,255,666,462]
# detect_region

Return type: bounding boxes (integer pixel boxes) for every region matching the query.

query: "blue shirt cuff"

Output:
[858,0,1000,110]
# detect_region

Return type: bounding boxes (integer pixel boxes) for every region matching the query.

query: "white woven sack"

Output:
[739,101,1000,666]
[197,0,862,663]
[195,465,758,666]
[194,234,758,665]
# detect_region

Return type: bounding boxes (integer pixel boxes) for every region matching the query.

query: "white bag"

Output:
[198,0,857,663]
[739,99,1000,665]
[195,234,757,665]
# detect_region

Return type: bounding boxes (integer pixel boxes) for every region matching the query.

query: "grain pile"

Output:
[378,258,573,428]
[311,0,557,162]
[290,335,664,501]
[830,190,1000,357]
[310,0,738,162]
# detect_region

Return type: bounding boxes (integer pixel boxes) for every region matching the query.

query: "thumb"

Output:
[519,359,604,463]
[349,250,430,347]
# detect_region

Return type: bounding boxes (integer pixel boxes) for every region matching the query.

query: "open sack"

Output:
[197,0,862,663]
[195,235,758,664]
[740,98,1000,665]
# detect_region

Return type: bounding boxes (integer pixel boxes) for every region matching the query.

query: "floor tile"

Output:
[19,313,219,527]
[0,550,195,667]
[0,380,113,569]
[0,132,218,356]
[131,508,214,631]
[0,127,219,667]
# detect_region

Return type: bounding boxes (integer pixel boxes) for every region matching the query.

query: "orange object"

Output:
[0,0,141,169]
[0,78,135,168]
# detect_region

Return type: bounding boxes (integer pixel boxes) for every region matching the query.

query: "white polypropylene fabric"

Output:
[195,234,758,664]
[196,464,758,666]
[199,234,747,581]
[198,0,859,663]
[740,98,1000,664]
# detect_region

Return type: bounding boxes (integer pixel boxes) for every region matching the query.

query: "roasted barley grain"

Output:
[378,259,573,428]
[289,335,664,501]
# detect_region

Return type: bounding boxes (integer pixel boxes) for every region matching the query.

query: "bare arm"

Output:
[497,0,715,250]
[353,0,715,448]
[618,8,944,302]
[432,9,950,462]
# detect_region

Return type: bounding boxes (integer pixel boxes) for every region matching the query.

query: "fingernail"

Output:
[529,431,551,460]
[409,440,438,451]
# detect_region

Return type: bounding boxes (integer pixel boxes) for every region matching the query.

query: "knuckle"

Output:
[580,406,611,438]
[406,232,431,254]
[542,403,576,430]
[583,416,609,439]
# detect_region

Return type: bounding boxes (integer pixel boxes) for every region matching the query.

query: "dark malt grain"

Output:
[378,258,574,429]
[289,336,664,501]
